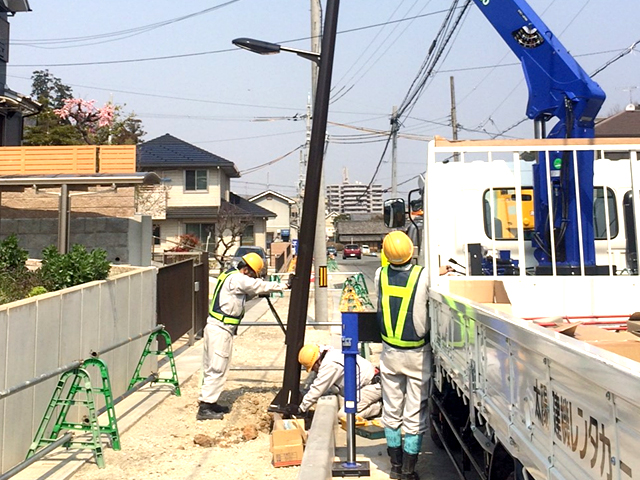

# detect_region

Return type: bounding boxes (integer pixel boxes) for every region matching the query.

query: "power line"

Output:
[10,7,461,68]
[13,1,241,49]
[239,145,304,176]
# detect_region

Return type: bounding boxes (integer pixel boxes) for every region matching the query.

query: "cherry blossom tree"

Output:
[54,98,115,144]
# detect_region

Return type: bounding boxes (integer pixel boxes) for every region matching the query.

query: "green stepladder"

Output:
[27,366,106,468]
[128,328,181,396]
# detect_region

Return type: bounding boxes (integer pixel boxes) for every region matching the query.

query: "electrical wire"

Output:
[10,7,461,68]
[13,1,241,49]
[330,1,435,105]
[239,144,304,176]
[591,39,640,77]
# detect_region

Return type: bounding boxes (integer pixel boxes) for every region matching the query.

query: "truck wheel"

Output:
[488,443,516,480]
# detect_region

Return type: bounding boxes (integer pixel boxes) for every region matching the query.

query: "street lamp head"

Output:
[233,37,321,65]
[232,37,281,55]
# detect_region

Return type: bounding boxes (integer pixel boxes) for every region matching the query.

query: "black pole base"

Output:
[331,460,370,477]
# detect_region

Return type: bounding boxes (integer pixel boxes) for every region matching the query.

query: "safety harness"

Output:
[378,264,425,348]
[209,269,245,325]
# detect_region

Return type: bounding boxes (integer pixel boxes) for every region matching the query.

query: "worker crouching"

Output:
[197,252,285,421]
[376,231,430,480]
[297,344,382,419]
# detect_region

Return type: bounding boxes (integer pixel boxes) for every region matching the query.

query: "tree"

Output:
[23,70,146,146]
[31,69,73,109]
[209,203,249,268]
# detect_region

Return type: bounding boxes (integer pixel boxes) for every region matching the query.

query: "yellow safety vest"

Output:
[209,269,244,325]
[378,265,425,348]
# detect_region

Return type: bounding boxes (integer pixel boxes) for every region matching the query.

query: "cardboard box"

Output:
[556,324,640,363]
[448,279,512,314]
[270,414,306,467]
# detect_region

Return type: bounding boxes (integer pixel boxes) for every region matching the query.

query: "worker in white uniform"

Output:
[297,344,382,419]
[376,231,430,480]
[197,252,285,421]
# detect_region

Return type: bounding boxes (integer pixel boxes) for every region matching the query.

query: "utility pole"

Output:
[450,76,460,162]
[311,0,329,325]
[390,105,398,197]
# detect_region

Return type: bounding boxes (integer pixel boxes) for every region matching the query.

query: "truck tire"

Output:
[488,443,515,480]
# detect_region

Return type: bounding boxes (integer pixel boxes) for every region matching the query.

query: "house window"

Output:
[153,224,161,245]
[242,225,255,246]
[185,223,215,250]
[185,170,207,191]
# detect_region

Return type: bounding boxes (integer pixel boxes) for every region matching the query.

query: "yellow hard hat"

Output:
[298,344,320,372]
[382,231,414,265]
[242,252,264,275]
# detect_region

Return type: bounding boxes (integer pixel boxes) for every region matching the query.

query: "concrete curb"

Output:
[297,395,338,480]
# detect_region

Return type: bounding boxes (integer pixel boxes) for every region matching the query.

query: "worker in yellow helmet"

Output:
[376,231,430,479]
[296,344,382,419]
[197,252,285,421]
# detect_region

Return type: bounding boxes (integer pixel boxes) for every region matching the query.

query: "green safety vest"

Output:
[377,264,426,348]
[209,269,245,325]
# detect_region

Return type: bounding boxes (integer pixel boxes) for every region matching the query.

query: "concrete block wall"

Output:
[0,214,152,266]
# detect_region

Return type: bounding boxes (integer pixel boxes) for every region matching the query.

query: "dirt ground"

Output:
[71,297,336,480]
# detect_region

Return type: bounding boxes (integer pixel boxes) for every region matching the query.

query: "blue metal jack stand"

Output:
[332,312,371,477]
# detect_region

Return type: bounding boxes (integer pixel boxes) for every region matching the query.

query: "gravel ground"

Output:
[70,296,337,480]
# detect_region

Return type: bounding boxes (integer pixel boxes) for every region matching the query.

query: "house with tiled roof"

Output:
[137,134,275,254]
[248,190,298,245]
[335,213,394,252]
[595,104,640,159]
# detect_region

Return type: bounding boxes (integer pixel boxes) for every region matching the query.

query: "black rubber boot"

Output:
[196,403,224,420]
[400,453,420,480]
[209,403,230,413]
[387,447,403,479]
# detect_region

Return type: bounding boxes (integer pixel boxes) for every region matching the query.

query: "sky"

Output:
[7,0,640,199]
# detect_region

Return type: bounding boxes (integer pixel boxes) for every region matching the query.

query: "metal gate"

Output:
[156,252,209,348]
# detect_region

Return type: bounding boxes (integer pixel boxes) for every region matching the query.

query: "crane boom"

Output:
[472,0,607,271]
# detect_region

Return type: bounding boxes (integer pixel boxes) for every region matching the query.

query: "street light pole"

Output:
[273,0,339,411]
[231,0,341,413]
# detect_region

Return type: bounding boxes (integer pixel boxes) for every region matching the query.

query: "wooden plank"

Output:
[98,145,136,173]
[0,146,99,174]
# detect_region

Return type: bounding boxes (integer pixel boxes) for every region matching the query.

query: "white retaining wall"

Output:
[0,266,157,474]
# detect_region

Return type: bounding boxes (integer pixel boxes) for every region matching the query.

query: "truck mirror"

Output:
[384,198,406,228]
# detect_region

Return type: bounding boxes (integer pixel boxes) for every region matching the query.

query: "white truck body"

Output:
[424,137,640,480]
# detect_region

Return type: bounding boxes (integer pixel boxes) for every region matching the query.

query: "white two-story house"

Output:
[248,190,298,247]
[137,134,275,255]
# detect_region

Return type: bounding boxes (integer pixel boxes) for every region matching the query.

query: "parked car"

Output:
[226,246,268,277]
[342,244,362,260]
[361,244,371,255]
[326,246,337,258]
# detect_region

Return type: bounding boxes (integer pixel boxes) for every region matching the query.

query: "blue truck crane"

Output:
[472,0,606,273]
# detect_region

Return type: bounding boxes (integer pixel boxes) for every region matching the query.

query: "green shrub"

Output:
[28,286,48,297]
[40,244,111,291]
[0,270,43,305]
[0,234,28,273]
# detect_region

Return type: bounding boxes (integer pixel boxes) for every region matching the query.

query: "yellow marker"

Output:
[319,265,328,287]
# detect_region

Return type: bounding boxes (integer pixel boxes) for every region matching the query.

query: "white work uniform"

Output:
[199,272,284,404]
[375,264,431,435]
[299,348,382,419]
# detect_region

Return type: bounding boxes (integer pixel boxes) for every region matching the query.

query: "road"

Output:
[332,254,477,480]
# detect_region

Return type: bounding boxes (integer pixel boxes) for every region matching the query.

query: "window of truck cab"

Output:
[482,187,617,240]
[185,170,207,191]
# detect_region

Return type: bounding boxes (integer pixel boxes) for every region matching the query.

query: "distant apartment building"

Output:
[326,182,383,214]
